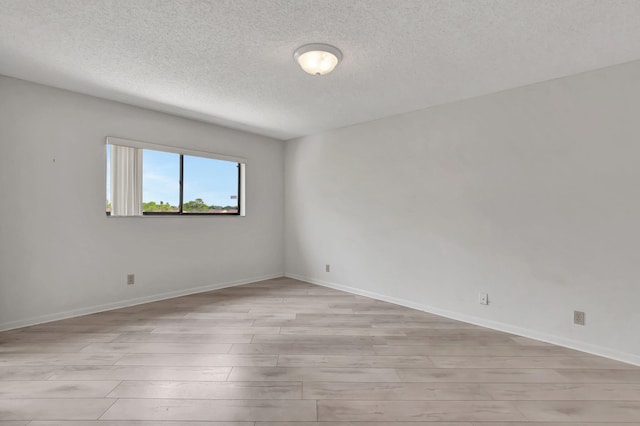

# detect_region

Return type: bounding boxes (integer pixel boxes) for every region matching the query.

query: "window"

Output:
[142,150,180,213]
[182,155,240,214]
[106,137,245,216]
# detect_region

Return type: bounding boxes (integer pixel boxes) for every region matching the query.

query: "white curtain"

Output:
[110,145,143,216]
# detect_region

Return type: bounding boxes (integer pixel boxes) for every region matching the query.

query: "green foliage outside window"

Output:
[143,201,179,212]
[142,198,238,213]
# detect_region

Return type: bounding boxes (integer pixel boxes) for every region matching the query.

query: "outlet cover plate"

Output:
[479,292,489,305]
[574,310,585,325]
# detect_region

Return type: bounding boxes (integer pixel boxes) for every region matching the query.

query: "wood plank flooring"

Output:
[1,277,640,424]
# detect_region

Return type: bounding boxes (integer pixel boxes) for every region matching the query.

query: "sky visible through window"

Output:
[142,150,180,206]
[182,154,238,207]
[107,147,239,208]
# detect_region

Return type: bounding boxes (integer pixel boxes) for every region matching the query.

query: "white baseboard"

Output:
[285,272,640,367]
[0,274,283,332]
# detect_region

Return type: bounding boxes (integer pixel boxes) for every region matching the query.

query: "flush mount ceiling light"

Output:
[293,43,342,76]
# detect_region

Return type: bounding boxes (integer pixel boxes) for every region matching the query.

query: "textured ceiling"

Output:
[2,0,640,140]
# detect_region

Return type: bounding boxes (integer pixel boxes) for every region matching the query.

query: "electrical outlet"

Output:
[325,264,330,272]
[127,274,135,285]
[479,292,489,305]
[574,310,585,325]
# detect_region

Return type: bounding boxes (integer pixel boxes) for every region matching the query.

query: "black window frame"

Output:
[142,153,241,216]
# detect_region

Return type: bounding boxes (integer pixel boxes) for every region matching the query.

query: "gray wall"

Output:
[0,75,285,329]
[285,60,640,364]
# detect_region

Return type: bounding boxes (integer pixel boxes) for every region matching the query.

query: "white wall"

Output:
[285,60,640,365]
[0,75,284,330]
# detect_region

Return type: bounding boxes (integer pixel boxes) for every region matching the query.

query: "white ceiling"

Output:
[2,0,640,140]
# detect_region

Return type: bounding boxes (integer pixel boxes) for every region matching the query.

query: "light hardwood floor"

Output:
[1,277,640,424]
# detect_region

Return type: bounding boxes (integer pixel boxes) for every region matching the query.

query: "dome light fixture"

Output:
[293,43,342,76]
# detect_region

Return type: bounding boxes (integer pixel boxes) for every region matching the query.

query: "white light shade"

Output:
[294,43,342,76]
